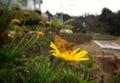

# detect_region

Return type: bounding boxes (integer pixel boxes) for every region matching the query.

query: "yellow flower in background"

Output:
[24,11,30,16]
[39,21,44,25]
[37,31,44,37]
[22,54,26,58]
[50,42,89,61]
[39,21,51,26]
[11,18,21,24]
[45,21,51,26]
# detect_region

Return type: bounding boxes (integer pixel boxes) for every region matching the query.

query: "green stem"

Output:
[23,37,38,51]
[16,32,29,48]
[18,33,36,52]
[19,28,40,52]
[57,61,67,76]
[11,25,17,45]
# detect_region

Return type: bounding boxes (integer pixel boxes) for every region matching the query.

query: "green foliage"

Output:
[0,55,94,83]
[16,56,59,83]
[51,18,62,28]
[9,25,24,31]
[85,15,104,33]
[51,18,63,30]
[68,8,120,35]
[80,55,99,80]
[0,56,53,83]
[0,44,21,62]
[92,34,117,40]
[70,15,104,33]
[63,18,75,25]
[0,51,98,83]
[63,24,74,29]
[0,30,40,63]
[26,36,51,56]
[70,16,84,32]
[69,55,99,82]
[57,66,93,83]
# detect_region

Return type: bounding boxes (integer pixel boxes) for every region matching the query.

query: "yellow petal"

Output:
[50,42,59,51]
[74,58,89,61]
[75,50,88,58]
[71,48,80,55]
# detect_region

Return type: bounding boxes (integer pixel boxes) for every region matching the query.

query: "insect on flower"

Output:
[50,35,89,61]
[54,34,76,52]
[50,42,89,61]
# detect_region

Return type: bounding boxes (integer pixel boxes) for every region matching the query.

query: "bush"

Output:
[26,36,51,56]
[0,44,21,63]
[59,33,92,44]
[92,34,117,40]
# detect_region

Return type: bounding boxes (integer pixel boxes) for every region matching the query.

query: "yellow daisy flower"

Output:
[11,18,21,24]
[24,11,30,16]
[45,21,51,26]
[37,31,44,37]
[39,21,45,25]
[50,42,89,61]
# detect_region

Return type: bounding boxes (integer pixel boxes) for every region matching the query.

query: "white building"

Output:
[1,0,43,11]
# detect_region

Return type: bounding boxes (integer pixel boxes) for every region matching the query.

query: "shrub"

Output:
[59,33,92,44]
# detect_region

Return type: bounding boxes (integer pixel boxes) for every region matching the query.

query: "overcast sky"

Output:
[41,0,120,16]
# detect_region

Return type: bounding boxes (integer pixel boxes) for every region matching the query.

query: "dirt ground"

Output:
[94,53,120,82]
[95,54,115,75]
[79,40,120,82]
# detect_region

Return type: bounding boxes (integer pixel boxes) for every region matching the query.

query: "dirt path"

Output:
[96,55,115,75]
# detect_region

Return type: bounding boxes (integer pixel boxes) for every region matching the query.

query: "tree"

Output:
[99,7,120,36]
[63,14,71,21]
[99,8,113,22]
[69,16,86,33]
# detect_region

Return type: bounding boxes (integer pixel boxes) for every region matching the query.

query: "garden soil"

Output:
[95,54,120,82]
